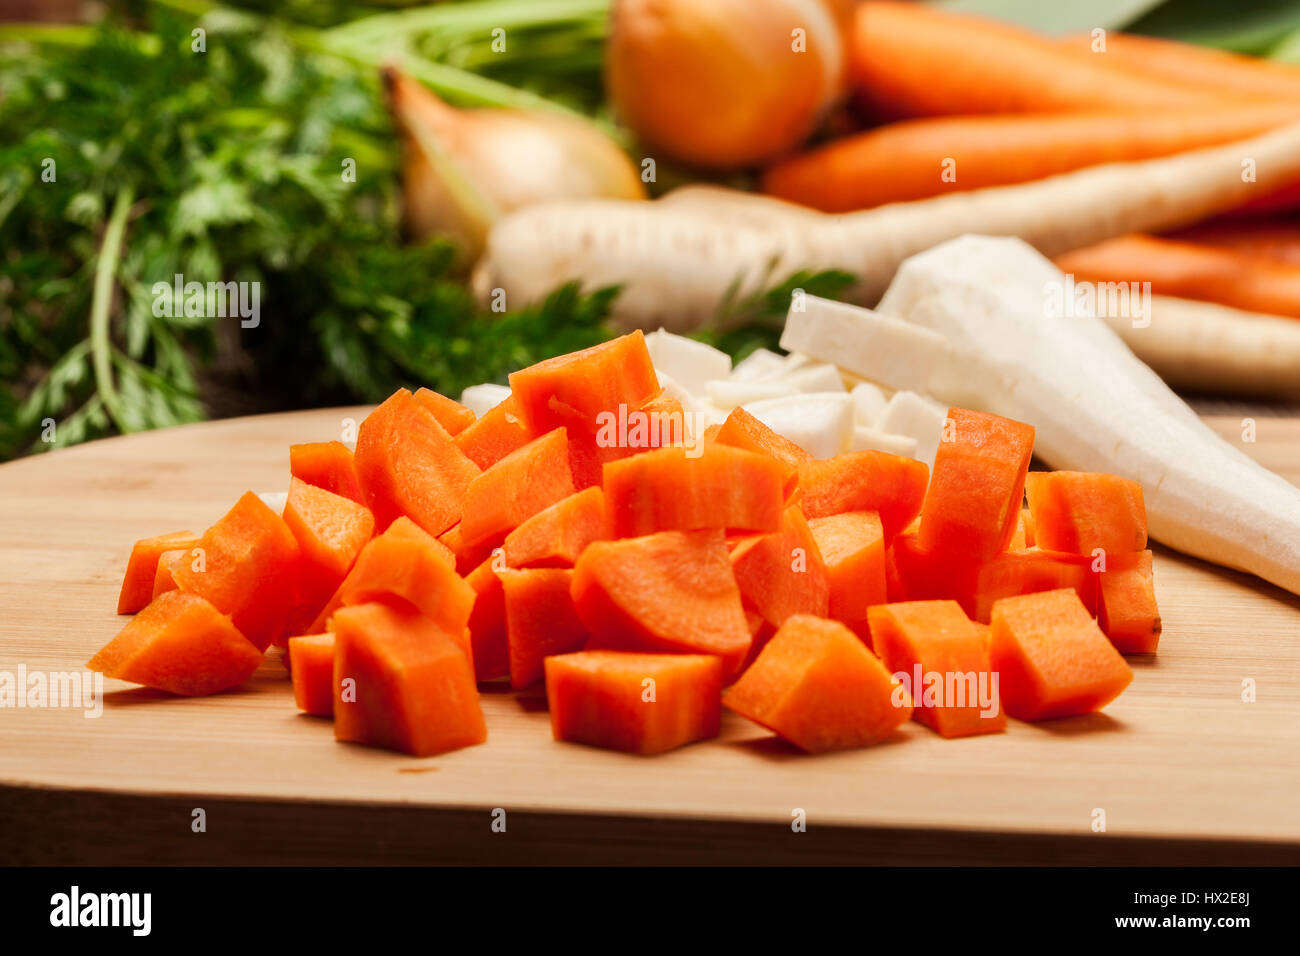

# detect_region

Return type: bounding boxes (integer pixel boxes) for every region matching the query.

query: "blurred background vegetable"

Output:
[386,64,644,263]
[605,0,846,170]
[5,0,1300,464]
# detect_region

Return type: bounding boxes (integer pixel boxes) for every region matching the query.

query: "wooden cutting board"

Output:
[3,408,1299,866]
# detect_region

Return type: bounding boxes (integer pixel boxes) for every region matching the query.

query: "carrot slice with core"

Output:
[797,450,929,538]
[1024,470,1148,556]
[572,529,751,675]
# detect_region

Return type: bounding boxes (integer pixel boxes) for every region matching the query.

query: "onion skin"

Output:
[606,0,844,171]
[384,67,646,263]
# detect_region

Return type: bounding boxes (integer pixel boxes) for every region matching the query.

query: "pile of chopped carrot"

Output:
[94,331,1156,756]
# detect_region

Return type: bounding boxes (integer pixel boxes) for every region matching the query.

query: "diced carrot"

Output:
[808,510,887,628]
[724,615,913,753]
[730,504,829,628]
[308,516,475,640]
[1009,512,1027,550]
[867,600,1006,738]
[919,408,1035,559]
[545,651,723,754]
[989,589,1133,720]
[453,395,532,470]
[969,549,1097,623]
[1021,508,1036,548]
[282,477,375,627]
[173,492,301,651]
[116,530,200,614]
[289,441,364,504]
[458,427,576,548]
[354,388,481,536]
[1024,471,1148,556]
[572,529,752,675]
[89,591,262,696]
[332,602,486,757]
[500,568,589,689]
[288,633,335,716]
[503,486,607,568]
[603,444,786,537]
[384,514,456,567]
[713,406,810,492]
[1097,550,1161,654]
[439,521,501,576]
[413,387,476,436]
[797,450,930,537]
[561,386,691,490]
[890,532,1096,622]
[465,556,509,682]
[508,330,660,435]
[151,547,190,600]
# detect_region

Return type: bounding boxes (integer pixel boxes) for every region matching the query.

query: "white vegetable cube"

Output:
[460,383,512,417]
[780,294,947,393]
[644,328,731,396]
[850,382,888,426]
[776,362,847,394]
[706,379,791,410]
[742,392,854,460]
[728,348,787,382]
[876,391,948,471]
[850,426,918,459]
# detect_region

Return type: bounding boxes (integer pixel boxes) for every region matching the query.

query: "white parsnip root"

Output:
[877,235,1300,598]
[1096,295,1300,397]
[473,121,1300,330]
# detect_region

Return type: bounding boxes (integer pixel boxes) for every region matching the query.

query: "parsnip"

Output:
[1096,295,1300,397]
[878,235,1300,597]
[474,121,1300,329]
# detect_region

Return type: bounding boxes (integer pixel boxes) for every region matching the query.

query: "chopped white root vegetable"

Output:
[850,426,918,458]
[460,383,512,417]
[706,379,791,410]
[652,370,699,411]
[775,362,847,394]
[876,390,947,471]
[779,294,948,392]
[850,382,888,427]
[879,234,1300,596]
[256,491,288,514]
[645,328,731,396]
[728,348,788,382]
[742,392,854,460]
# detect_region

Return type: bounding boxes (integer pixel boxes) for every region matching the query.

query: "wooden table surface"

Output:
[2,407,1299,866]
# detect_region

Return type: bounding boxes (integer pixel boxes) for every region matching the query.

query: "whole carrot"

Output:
[762,107,1298,212]
[1167,220,1300,266]
[1059,31,1300,103]
[1055,234,1300,320]
[849,1,1237,118]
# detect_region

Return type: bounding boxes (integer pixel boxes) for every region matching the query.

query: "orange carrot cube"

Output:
[332,602,486,757]
[545,651,723,754]
[724,615,913,752]
[989,588,1133,720]
[868,600,1006,738]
